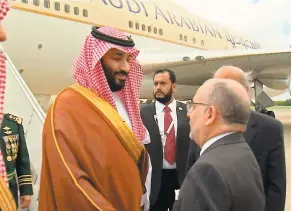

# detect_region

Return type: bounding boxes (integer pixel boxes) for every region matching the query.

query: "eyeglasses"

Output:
[186,100,209,112]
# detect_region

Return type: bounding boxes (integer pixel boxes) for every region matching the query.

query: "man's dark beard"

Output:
[101,60,128,92]
[154,89,173,105]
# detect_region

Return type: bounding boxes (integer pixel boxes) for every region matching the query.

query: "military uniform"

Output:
[0,114,33,207]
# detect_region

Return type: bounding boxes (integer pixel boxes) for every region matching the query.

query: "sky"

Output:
[173,0,291,49]
[172,0,291,100]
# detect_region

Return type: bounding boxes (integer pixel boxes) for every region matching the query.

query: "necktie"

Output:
[164,106,176,164]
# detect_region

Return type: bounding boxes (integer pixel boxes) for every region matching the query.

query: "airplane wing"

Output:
[140,50,291,99]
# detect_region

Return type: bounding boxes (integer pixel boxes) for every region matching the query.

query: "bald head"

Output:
[200,78,250,102]
[197,78,250,125]
[214,66,252,91]
[188,78,251,146]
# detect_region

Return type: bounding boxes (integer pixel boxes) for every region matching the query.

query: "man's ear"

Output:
[204,106,217,126]
[172,83,177,93]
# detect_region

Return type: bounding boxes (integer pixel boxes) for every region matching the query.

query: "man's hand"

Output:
[20,195,32,208]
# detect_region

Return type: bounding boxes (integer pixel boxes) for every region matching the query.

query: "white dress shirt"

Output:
[155,100,177,169]
[200,132,235,156]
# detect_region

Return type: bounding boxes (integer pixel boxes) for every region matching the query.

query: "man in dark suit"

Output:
[186,66,286,211]
[140,69,195,211]
[173,78,265,211]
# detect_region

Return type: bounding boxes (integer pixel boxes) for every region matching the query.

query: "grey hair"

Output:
[242,71,254,88]
[242,71,254,99]
[207,82,251,125]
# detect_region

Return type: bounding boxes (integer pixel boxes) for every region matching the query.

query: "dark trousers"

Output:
[150,169,179,211]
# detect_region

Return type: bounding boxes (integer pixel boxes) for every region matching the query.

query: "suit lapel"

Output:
[176,102,186,140]
[151,101,162,138]
[244,110,258,145]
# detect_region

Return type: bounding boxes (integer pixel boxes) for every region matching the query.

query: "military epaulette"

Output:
[5,114,23,125]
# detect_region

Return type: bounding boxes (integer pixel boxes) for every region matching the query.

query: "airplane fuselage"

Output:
[2,0,286,99]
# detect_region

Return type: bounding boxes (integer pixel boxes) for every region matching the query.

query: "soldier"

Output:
[0,113,33,209]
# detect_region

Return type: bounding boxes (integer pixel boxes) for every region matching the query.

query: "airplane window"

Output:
[142,24,146,31]
[74,7,79,15]
[44,0,50,8]
[128,21,133,28]
[64,4,70,13]
[83,9,88,17]
[201,40,204,46]
[184,35,187,42]
[154,27,157,34]
[148,26,151,33]
[193,38,196,44]
[159,29,163,35]
[179,34,183,40]
[33,0,39,6]
[21,0,28,3]
[135,23,139,30]
[54,2,60,11]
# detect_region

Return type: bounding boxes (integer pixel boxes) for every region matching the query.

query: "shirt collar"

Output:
[200,132,235,156]
[155,99,176,114]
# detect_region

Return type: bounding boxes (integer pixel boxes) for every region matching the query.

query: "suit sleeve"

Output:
[265,121,286,211]
[185,141,200,174]
[173,162,231,211]
[16,123,33,196]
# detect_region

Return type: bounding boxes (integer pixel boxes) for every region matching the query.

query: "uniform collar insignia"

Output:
[3,126,10,130]
[3,126,12,134]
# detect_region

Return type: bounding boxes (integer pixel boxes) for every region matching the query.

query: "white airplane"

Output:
[3,0,291,114]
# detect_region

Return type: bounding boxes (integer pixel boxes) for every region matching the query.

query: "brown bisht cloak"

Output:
[38,84,149,211]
